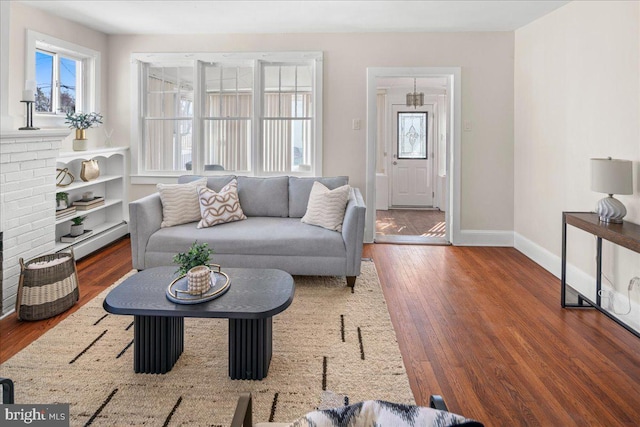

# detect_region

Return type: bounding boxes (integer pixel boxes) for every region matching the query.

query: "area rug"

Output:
[0,261,413,426]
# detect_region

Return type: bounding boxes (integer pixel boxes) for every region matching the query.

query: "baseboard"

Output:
[513,232,595,298]
[455,230,514,246]
[0,308,15,320]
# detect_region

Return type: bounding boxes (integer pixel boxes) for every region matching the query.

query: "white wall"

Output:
[514,1,640,306]
[109,32,515,232]
[7,2,109,151]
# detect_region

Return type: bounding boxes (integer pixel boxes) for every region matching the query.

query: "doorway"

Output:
[365,67,461,244]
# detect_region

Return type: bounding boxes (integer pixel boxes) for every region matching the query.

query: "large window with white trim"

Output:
[132,52,322,179]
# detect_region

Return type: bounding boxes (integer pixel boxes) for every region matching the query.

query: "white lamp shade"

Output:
[590,158,633,195]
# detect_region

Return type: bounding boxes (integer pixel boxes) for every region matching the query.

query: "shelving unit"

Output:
[55,147,129,259]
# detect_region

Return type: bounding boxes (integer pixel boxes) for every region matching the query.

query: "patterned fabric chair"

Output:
[231,393,484,427]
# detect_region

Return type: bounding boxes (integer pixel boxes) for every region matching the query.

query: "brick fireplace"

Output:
[0,129,70,316]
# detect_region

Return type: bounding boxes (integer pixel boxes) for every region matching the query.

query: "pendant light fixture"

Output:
[406,78,424,108]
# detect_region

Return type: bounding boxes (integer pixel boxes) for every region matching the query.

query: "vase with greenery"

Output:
[70,216,87,237]
[56,192,69,210]
[65,112,103,151]
[173,241,213,275]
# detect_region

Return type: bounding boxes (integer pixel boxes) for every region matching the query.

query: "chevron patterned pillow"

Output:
[301,181,350,232]
[157,177,207,228]
[197,179,246,228]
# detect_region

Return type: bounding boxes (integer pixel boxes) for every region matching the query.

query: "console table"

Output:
[561,212,640,339]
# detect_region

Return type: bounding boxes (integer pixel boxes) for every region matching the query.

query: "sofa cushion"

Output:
[147,217,346,258]
[197,179,246,228]
[178,175,236,192]
[289,176,349,218]
[237,176,289,217]
[301,182,351,232]
[157,177,207,228]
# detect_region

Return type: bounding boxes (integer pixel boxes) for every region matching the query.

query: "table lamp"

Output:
[590,157,633,223]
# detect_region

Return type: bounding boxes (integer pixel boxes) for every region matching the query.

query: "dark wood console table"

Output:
[561,212,640,339]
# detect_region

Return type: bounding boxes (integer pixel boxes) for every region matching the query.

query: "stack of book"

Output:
[55,206,77,221]
[60,230,93,243]
[72,196,105,211]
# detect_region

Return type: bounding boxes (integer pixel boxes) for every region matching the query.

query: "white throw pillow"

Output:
[197,179,247,228]
[157,178,207,228]
[301,181,350,232]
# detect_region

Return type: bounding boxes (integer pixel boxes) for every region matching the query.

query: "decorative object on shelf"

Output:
[173,241,214,276]
[69,216,87,237]
[186,265,212,295]
[65,111,103,151]
[82,191,93,200]
[406,78,424,109]
[55,168,75,187]
[103,128,114,147]
[166,265,230,304]
[56,192,69,210]
[590,157,633,223]
[15,249,79,321]
[19,80,39,131]
[80,159,100,181]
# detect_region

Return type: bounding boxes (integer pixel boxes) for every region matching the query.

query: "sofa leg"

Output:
[347,276,356,292]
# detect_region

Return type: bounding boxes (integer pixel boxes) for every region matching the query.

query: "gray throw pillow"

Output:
[237,176,289,217]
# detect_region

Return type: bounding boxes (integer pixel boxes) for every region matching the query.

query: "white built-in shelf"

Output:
[54,147,129,259]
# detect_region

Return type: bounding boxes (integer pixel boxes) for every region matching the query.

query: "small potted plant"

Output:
[173,241,214,294]
[70,216,87,237]
[56,192,69,210]
[65,112,103,151]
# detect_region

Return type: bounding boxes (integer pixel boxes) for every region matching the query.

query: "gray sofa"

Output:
[129,175,366,286]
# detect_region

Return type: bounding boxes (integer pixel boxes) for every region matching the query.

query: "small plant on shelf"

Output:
[173,241,213,276]
[71,216,86,225]
[64,112,103,130]
[56,192,69,210]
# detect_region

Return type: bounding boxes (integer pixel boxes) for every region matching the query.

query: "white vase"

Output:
[70,224,84,237]
[73,139,88,151]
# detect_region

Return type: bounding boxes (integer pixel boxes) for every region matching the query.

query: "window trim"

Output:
[130,51,322,182]
[25,30,101,127]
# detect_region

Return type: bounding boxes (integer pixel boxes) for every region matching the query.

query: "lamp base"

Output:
[595,195,626,224]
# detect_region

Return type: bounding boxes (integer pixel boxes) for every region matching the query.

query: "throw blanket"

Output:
[290,400,484,427]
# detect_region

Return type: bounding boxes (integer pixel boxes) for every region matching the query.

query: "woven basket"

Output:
[15,250,79,321]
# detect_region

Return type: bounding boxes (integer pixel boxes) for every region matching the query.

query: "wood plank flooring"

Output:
[2,238,639,425]
[376,209,446,237]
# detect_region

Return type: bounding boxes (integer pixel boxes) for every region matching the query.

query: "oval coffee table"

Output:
[103,266,294,380]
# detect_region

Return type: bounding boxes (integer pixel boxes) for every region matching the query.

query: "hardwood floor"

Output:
[2,238,639,425]
[376,209,446,237]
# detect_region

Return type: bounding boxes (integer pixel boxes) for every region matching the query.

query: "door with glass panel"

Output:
[390,105,433,206]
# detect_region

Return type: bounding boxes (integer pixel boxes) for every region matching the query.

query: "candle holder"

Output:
[19,100,39,130]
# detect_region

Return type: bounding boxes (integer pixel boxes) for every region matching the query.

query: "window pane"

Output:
[35,51,53,112]
[205,65,252,118]
[204,119,251,172]
[143,119,192,171]
[398,112,427,159]
[59,56,77,113]
[262,118,311,172]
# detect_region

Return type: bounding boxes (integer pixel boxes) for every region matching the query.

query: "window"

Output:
[26,30,100,125]
[131,52,322,180]
[397,112,428,159]
[35,49,82,113]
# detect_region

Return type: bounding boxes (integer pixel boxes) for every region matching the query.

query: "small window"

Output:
[26,30,100,126]
[35,49,82,114]
[397,112,428,159]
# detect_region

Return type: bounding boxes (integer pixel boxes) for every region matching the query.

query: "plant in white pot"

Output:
[173,241,214,295]
[56,192,69,210]
[65,112,103,151]
[70,216,87,237]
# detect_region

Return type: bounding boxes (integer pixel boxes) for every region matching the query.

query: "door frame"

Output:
[365,67,461,244]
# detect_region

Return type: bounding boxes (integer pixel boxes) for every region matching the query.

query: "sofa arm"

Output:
[129,193,163,270]
[342,187,366,277]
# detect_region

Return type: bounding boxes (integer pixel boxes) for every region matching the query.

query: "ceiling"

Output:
[19,1,570,35]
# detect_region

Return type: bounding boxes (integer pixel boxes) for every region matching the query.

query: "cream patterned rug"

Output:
[0,262,413,426]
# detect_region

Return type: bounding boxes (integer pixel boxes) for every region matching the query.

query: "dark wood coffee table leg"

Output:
[134,315,184,374]
[228,317,272,380]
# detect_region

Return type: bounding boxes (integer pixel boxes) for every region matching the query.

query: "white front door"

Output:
[390,104,433,207]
